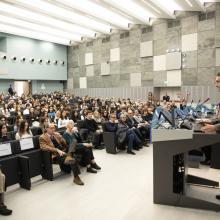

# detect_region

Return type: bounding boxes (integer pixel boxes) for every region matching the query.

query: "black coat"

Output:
[116,121,129,147]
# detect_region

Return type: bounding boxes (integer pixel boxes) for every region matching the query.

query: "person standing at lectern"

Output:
[201,72,220,200]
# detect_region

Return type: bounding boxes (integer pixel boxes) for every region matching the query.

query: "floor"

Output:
[4,146,220,220]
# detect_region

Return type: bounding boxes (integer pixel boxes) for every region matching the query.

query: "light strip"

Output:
[13,0,112,33]
[0,1,96,37]
[142,0,161,14]
[154,0,183,13]
[0,23,70,45]
[57,0,132,29]
[185,0,193,7]
[104,0,154,23]
[0,15,82,41]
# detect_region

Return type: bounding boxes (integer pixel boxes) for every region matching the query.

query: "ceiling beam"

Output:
[147,0,176,19]
[5,0,113,34]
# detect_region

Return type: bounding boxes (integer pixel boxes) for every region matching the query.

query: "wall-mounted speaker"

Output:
[11,56,17,61]
[30,58,35,63]
[21,57,26,62]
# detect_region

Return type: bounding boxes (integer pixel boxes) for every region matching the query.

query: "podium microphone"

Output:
[201,98,210,105]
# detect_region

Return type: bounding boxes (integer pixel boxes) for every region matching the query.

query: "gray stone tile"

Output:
[198,30,215,50]
[181,15,198,35]
[182,68,197,86]
[166,30,181,50]
[153,71,167,87]
[142,72,153,81]
[198,19,215,32]
[198,48,215,68]
[153,22,167,40]
[182,51,198,69]
[197,67,215,85]
[153,39,167,55]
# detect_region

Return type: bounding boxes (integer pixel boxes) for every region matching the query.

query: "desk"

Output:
[152,129,220,211]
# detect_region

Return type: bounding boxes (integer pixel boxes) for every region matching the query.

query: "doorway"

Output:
[14,81,31,96]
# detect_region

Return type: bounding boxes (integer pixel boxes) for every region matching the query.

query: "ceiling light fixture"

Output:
[0,23,71,45]
[59,0,132,29]
[0,15,82,42]
[14,0,112,33]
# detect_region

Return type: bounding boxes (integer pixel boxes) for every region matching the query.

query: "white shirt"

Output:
[15,131,33,140]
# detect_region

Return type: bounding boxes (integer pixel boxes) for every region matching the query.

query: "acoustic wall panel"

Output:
[130,73,141,87]
[182,33,197,52]
[110,48,120,62]
[167,70,182,87]
[86,65,94,76]
[79,77,87,88]
[166,52,181,70]
[67,78,73,90]
[153,55,166,71]
[140,41,153,57]
[101,62,110,75]
[85,52,93,65]
[216,48,220,66]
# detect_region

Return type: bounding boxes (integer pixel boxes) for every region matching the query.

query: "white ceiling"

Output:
[0,0,219,45]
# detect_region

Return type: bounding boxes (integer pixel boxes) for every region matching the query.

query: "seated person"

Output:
[57,110,69,129]
[105,113,118,132]
[142,108,153,123]
[0,123,9,143]
[15,120,33,140]
[126,110,145,144]
[133,110,150,141]
[83,111,104,150]
[63,121,101,174]
[39,123,83,185]
[116,114,141,155]
[0,169,12,216]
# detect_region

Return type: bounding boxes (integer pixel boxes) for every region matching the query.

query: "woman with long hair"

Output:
[58,110,69,128]
[0,123,9,143]
[15,120,33,140]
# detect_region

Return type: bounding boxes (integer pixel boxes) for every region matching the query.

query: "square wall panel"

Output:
[140,41,153,57]
[166,52,181,70]
[167,70,181,87]
[216,48,220,66]
[182,33,197,52]
[130,73,141,87]
[110,48,120,62]
[101,62,110,75]
[153,55,166,71]
[79,77,87,88]
[86,65,94,77]
[85,52,93,65]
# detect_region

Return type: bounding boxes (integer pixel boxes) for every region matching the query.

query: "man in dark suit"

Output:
[201,72,220,200]
[105,113,118,132]
[83,111,103,149]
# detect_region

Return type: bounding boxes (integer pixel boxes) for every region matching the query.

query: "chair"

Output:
[0,141,30,190]
[31,127,43,136]
[102,122,118,154]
